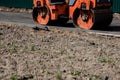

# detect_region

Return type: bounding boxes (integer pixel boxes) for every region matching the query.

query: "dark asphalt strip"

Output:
[0,11,120,37]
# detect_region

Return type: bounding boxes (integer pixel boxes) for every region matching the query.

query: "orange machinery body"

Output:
[69,0,111,18]
[33,0,68,21]
[33,0,113,29]
[33,0,97,20]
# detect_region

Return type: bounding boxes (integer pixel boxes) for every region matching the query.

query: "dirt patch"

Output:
[0,7,32,13]
[0,25,120,80]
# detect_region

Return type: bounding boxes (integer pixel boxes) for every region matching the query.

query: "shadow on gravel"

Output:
[94,25,120,32]
[47,21,75,28]
[107,26,120,32]
[49,22,120,32]
[33,20,120,32]
[47,19,120,32]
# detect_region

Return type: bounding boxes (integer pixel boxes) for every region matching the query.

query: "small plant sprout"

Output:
[31,45,35,51]
[98,57,113,63]
[71,70,81,76]
[11,75,17,80]
[56,72,63,80]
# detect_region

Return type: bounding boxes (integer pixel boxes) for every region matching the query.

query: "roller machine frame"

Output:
[33,0,113,29]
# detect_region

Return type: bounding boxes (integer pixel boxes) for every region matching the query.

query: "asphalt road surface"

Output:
[0,11,120,34]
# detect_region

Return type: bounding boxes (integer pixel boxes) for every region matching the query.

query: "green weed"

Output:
[55,50,65,55]
[31,45,35,51]
[56,72,63,80]
[11,75,17,80]
[43,52,49,55]
[98,57,113,63]
[71,70,81,76]
[11,44,17,53]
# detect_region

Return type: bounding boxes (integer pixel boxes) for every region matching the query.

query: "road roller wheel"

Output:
[32,6,50,25]
[73,9,113,30]
[92,11,113,30]
[73,10,94,30]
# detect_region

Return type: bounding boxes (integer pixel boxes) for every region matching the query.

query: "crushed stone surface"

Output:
[0,24,120,80]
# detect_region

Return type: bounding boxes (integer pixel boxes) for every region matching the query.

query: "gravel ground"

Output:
[0,24,120,80]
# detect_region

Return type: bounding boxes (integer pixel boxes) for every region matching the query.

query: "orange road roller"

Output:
[32,0,113,30]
